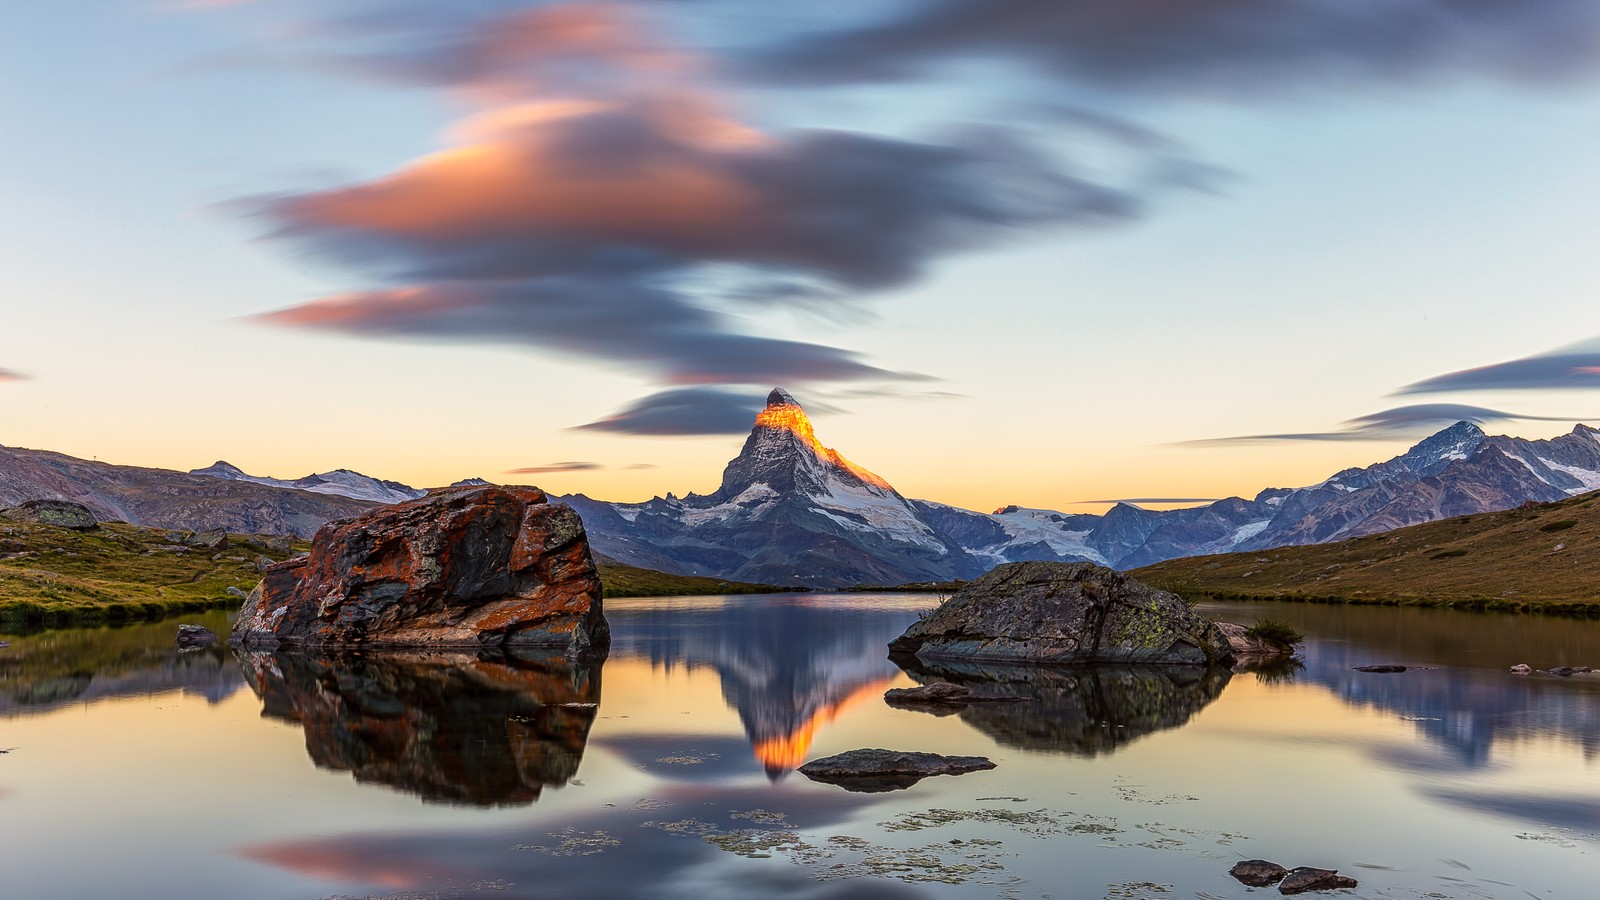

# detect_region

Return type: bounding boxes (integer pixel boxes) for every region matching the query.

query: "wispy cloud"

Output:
[505,461,603,474]
[1398,338,1600,394]
[1178,403,1589,446]
[754,0,1600,95]
[0,368,28,382]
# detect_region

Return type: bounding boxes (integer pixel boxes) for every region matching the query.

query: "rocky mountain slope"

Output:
[1132,488,1600,611]
[0,445,374,537]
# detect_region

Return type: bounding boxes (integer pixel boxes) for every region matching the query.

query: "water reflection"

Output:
[890,656,1232,756]
[1206,602,1600,767]
[236,649,600,806]
[0,611,243,716]
[606,596,914,777]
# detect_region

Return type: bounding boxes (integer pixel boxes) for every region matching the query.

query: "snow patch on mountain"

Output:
[190,461,425,505]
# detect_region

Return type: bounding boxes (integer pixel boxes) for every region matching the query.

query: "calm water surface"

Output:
[2,595,1597,899]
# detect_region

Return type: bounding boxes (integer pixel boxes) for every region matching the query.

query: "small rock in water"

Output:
[176,624,217,648]
[1277,866,1358,894]
[1545,666,1591,677]
[1510,664,1532,675]
[1353,665,1407,673]
[883,682,1032,707]
[1229,859,1288,887]
[798,749,995,793]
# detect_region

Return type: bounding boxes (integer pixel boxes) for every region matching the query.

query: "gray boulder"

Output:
[188,529,229,551]
[889,562,1234,666]
[0,500,98,530]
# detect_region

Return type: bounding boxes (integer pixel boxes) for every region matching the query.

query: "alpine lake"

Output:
[2,594,1597,899]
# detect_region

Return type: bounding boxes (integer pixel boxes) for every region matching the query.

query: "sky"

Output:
[3,0,1600,513]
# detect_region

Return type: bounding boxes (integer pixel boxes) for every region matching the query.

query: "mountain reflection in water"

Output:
[606,595,913,777]
[890,656,1232,755]
[235,649,600,806]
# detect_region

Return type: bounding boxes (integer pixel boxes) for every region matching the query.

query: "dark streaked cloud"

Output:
[755,1,1600,94]
[244,8,1179,426]
[1398,338,1600,395]
[574,387,763,436]
[1073,498,1218,505]
[0,368,27,382]
[505,460,603,474]
[1179,404,1590,446]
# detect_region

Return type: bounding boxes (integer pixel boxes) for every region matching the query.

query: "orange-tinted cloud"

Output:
[246,3,1177,432]
[0,368,27,382]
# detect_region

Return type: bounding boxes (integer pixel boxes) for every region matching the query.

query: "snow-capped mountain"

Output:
[563,389,985,587]
[190,461,426,505]
[566,395,1600,584]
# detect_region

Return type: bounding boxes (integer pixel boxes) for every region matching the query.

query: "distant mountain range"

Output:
[189,460,427,505]
[5,389,1597,581]
[562,390,1600,587]
[0,445,373,537]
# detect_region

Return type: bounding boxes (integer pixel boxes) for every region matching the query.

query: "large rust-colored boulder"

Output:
[231,486,608,654]
[889,561,1233,666]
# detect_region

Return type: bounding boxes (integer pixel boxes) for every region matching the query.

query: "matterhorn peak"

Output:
[752,387,817,446]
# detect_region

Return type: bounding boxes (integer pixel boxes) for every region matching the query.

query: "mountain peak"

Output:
[713,388,894,500]
[753,387,817,447]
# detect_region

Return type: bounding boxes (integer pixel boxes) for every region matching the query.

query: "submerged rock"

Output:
[1229,859,1289,887]
[175,624,217,648]
[889,562,1233,666]
[0,499,98,530]
[1546,666,1593,677]
[1277,866,1358,894]
[883,682,1031,707]
[798,749,995,793]
[1353,665,1408,673]
[231,485,608,655]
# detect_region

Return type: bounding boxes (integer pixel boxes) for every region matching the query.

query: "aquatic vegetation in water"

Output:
[1105,883,1173,899]
[881,807,1121,837]
[654,751,720,765]
[512,828,621,856]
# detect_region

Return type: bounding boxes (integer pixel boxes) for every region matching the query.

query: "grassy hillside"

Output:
[0,521,790,632]
[594,556,792,597]
[0,521,303,629]
[1133,490,1600,615]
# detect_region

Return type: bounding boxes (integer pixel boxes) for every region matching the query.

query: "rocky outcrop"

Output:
[797,749,995,792]
[231,485,608,654]
[0,499,97,530]
[889,562,1234,665]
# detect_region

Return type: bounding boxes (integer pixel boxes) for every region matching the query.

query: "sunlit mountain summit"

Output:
[564,389,983,587]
